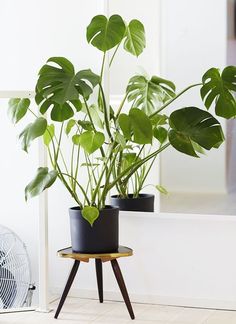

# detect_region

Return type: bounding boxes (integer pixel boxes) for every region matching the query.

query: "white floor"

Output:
[2,298,236,324]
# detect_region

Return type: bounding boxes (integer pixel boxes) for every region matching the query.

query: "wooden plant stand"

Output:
[54,246,135,320]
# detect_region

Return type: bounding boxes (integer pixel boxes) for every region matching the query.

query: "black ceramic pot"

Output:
[69,206,119,253]
[110,194,154,212]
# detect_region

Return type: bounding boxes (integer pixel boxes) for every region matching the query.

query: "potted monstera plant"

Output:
[7,14,235,252]
[111,64,236,211]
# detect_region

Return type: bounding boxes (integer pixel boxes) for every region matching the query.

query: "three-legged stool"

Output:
[54,246,135,320]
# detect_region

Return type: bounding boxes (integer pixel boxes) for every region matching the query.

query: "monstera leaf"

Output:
[201,66,236,118]
[8,98,30,124]
[36,57,100,121]
[118,108,153,144]
[25,167,57,201]
[123,20,146,57]
[126,75,175,115]
[87,15,126,52]
[73,131,105,154]
[19,117,47,152]
[168,107,224,157]
[43,124,55,146]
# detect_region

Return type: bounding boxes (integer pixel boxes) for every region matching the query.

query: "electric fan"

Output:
[0,225,35,309]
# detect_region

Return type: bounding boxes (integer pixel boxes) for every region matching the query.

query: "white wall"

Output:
[160,0,228,194]
[0,0,105,307]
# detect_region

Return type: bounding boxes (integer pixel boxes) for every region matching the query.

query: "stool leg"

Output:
[95,259,103,303]
[54,260,80,319]
[111,259,135,320]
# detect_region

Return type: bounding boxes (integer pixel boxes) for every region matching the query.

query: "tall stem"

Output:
[100,52,106,81]
[115,92,128,120]
[109,43,121,67]
[149,83,202,118]
[99,84,113,140]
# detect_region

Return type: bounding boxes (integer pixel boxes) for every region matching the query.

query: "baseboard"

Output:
[51,287,236,311]
[0,307,36,314]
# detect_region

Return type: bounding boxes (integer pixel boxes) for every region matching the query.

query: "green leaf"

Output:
[79,131,105,154]
[121,153,138,171]
[36,57,100,121]
[118,114,132,140]
[150,114,168,126]
[87,15,126,52]
[8,98,30,124]
[126,75,175,115]
[153,126,168,144]
[169,107,225,157]
[82,206,99,226]
[114,132,126,148]
[155,185,168,195]
[66,119,76,135]
[19,117,47,152]
[89,104,104,129]
[201,66,236,118]
[43,124,55,146]
[192,141,205,155]
[129,108,153,144]
[124,19,146,57]
[25,167,57,201]
[72,134,80,145]
[77,120,93,131]
[51,102,75,122]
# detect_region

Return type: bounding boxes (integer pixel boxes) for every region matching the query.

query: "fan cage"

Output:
[0,225,32,309]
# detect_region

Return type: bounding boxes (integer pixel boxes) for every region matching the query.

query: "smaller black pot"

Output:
[69,206,119,253]
[110,194,154,212]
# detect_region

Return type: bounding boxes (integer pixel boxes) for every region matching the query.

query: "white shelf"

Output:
[160,191,236,216]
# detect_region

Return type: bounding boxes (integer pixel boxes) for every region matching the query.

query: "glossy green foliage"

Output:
[126,75,175,115]
[8,98,30,124]
[169,107,224,157]
[25,167,57,201]
[119,108,153,144]
[123,20,146,56]
[36,57,100,121]
[87,15,126,51]
[82,206,99,226]
[201,66,236,118]
[19,117,47,152]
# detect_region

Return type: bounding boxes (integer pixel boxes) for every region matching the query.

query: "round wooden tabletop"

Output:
[57,246,133,262]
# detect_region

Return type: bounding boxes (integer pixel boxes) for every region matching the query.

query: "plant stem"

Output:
[99,149,120,207]
[56,164,82,207]
[107,142,171,192]
[100,52,106,81]
[109,43,121,67]
[83,95,106,158]
[115,92,128,120]
[73,145,80,192]
[99,84,113,140]
[60,172,90,205]
[149,83,202,118]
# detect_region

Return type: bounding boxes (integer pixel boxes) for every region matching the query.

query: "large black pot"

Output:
[69,206,119,253]
[110,194,154,212]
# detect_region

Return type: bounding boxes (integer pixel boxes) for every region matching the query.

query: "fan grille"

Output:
[0,226,31,309]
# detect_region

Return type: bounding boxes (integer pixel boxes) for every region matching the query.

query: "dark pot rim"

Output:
[69,205,119,211]
[111,193,154,200]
